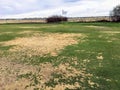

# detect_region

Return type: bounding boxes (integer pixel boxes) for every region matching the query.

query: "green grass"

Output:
[0,22,120,90]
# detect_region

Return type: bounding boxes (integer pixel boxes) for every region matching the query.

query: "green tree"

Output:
[110,5,120,22]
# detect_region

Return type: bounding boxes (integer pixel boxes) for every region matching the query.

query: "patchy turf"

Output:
[0,22,120,90]
[1,32,82,56]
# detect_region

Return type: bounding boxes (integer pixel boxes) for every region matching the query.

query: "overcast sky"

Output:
[0,0,120,18]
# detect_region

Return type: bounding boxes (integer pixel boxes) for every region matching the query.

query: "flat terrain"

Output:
[0,22,120,90]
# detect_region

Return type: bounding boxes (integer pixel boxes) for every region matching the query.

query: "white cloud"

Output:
[0,0,120,18]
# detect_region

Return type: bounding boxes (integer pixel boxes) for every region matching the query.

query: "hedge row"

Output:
[46,15,67,23]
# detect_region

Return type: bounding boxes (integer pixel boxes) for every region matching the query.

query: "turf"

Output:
[0,22,120,90]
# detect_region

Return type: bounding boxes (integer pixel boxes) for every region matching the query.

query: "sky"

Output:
[0,0,120,19]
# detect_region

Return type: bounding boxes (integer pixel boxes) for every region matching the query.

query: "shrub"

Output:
[46,15,68,23]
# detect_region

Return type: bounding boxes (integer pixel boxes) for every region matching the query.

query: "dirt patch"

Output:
[1,32,82,56]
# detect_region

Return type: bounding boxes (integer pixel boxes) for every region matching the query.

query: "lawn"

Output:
[0,22,120,90]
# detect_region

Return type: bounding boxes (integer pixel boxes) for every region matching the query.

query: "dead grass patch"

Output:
[42,62,97,90]
[0,49,99,89]
[0,31,91,90]
[0,56,97,90]
[0,58,37,90]
[1,32,82,56]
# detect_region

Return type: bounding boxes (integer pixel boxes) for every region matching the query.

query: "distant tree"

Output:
[110,5,120,22]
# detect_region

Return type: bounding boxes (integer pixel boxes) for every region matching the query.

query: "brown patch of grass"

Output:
[0,58,37,90]
[0,31,91,90]
[44,62,96,90]
[1,32,82,56]
[0,57,97,90]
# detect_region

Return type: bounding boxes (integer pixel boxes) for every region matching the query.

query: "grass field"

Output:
[0,22,120,90]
